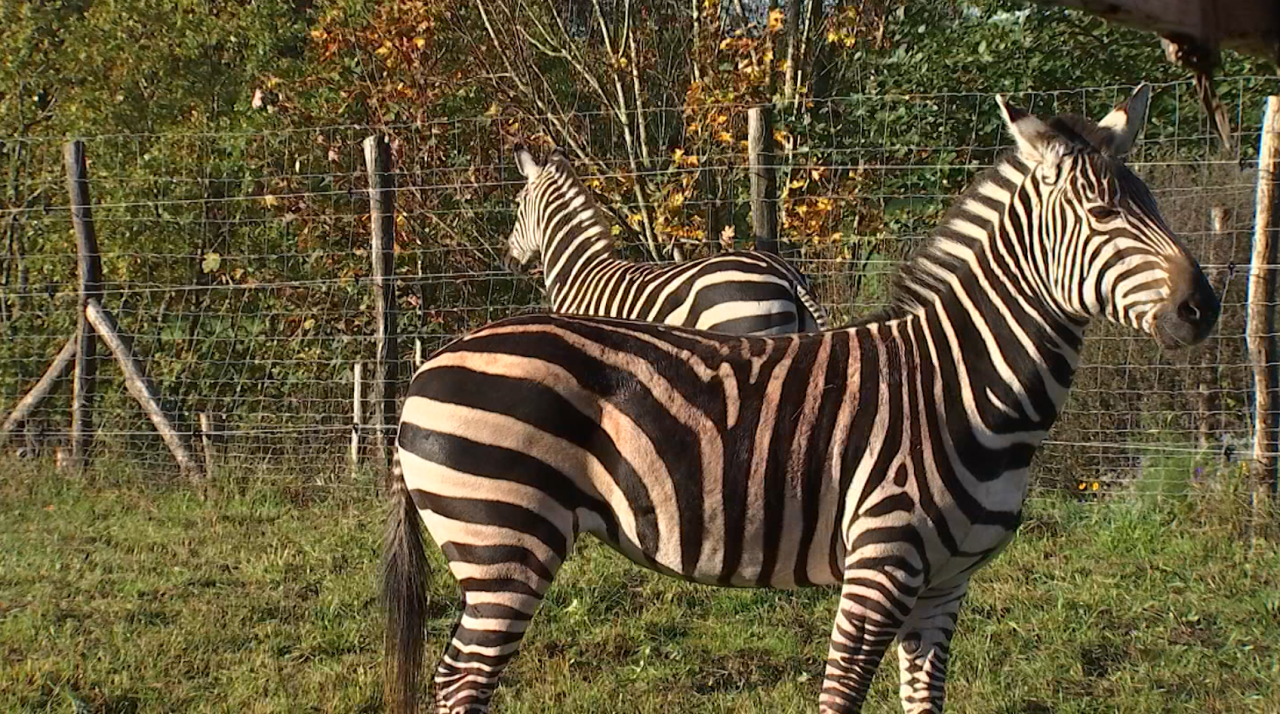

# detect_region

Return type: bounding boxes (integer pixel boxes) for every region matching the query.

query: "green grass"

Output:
[2,462,1278,714]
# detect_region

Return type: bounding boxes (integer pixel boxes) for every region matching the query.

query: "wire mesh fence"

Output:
[1,77,1278,503]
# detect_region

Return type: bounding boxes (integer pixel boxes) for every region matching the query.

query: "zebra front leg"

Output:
[819,553,923,713]
[896,581,968,714]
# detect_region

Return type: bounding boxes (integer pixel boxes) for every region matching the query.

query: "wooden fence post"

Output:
[748,106,779,255]
[198,412,218,479]
[1247,96,1280,506]
[1198,206,1229,451]
[351,361,363,477]
[65,140,103,472]
[364,135,398,471]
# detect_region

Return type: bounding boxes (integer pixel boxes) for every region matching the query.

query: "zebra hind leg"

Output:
[896,582,968,714]
[819,554,922,713]
[432,541,569,714]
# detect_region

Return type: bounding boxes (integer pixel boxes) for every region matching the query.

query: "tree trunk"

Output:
[782,0,804,103]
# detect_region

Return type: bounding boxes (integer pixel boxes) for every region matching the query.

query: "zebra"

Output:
[506,146,831,334]
[383,84,1219,714]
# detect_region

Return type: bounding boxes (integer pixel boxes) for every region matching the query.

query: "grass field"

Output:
[2,461,1278,714]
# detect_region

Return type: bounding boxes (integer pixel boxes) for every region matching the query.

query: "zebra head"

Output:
[995,84,1219,348]
[507,145,606,274]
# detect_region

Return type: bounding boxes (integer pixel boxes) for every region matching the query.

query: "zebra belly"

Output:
[924,518,1021,590]
[576,475,845,590]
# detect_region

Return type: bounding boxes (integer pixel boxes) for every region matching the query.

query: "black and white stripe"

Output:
[506,146,830,335]
[384,84,1219,714]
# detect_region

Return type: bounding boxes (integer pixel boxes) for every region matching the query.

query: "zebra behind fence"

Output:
[506,146,831,334]
[384,84,1219,714]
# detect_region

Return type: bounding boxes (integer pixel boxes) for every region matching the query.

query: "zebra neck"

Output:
[542,229,613,303]
[896,193,1085,439]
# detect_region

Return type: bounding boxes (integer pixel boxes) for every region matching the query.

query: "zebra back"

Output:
[508,146,831,335]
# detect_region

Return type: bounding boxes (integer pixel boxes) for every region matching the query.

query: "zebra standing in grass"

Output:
[383,84,1219,714]
[506,146,831,334]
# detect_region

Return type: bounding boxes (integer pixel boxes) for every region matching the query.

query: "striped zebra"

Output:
[384,84,1219,714]
[506,146,830,334]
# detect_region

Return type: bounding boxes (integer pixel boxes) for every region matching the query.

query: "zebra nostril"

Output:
[1177,299,1200,323]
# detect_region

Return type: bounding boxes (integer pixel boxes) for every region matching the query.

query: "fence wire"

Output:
[2,77,1278,501]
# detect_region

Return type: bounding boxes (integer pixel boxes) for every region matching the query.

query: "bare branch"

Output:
[625,0,653,171]
[591,0,660,258]
[471,0,593,161]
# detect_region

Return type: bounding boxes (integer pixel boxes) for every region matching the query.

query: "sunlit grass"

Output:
[2,459,1277,713]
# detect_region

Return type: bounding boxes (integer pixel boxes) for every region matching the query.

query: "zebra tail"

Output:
[794,280,832,332]
[382,451,431,714]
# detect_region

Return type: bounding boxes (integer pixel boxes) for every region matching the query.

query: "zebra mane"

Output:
[870,106,1143,324]
[542,155,617,250]
[869,154,1015,322]
[1047,114,1120,155]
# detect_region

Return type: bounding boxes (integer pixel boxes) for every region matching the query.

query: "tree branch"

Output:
[591,0,659,258]
[471,0,593,162]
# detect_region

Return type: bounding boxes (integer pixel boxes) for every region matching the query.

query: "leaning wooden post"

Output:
[748,106,779,255]
[1248,96,1280,505]
[85,299,203,478]
[364,134,398,470]
[0,336,76,448]
[350,361,363,477]
[65,140,103,471]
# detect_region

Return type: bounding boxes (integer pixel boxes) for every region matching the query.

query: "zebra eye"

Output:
[1088,205,1120,221]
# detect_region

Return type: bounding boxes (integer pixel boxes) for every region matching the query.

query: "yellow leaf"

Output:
[262,195,280,207]
[375,42,393,57]
[414,37,427,49]
[768,8,785,32]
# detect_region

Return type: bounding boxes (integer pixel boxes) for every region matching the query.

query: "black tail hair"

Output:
[382,451,431,714]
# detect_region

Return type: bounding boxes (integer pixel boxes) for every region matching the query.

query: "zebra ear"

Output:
[997,94,1066,175]
[1096,83,1150,157]
[514,145,541,179]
